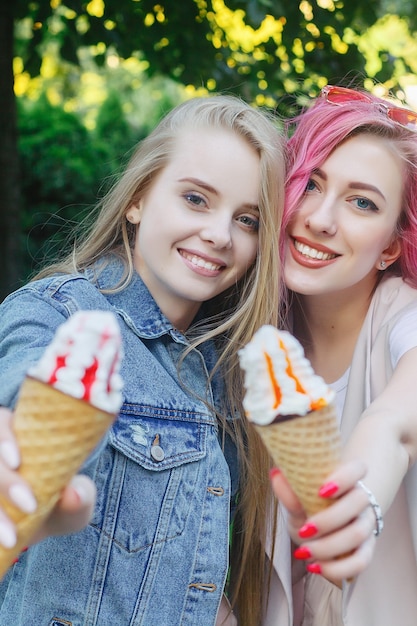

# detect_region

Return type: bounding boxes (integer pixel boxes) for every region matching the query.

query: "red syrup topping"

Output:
[46,327,117,402]
[80,357,99,402]
[48,354,68,386]
[47,354,100,402]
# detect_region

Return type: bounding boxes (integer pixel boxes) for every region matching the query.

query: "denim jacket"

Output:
[0,257,238,626]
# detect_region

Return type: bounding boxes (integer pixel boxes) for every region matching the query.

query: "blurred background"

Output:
[1,0,417,300]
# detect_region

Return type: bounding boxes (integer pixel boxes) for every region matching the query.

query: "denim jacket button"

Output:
[151,445,165,462]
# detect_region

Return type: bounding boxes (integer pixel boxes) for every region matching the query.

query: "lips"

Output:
[179,249,225,272]
[293,239,337,261]
[289,237,339,268]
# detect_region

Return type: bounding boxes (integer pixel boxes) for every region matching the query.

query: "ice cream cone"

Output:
[253,403,341,517]
[0,376,116,578]
[238,325,343,517]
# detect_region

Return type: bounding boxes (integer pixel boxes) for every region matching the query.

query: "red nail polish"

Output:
[307,562,322,574]
[269,467,281,480]
[11,557,19,564]
[319,481,339,498]
[299,522,318,538]
[294,546,312,560]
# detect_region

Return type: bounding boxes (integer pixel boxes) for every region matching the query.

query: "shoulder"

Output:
[1,272,110,318]
[365,277,417,370]
[375,275,417,305]
[0,273,114,407]
[371,276,417,329]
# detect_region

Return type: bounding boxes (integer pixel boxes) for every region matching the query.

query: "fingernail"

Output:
[269,467,281,480]
[9,484,37,514]
[319,481,339,498]
[0,521,16,548]
[294,546,312,560]
[299,522,318,538]
[0,441,20,470]
[307,562,322,574]
[69,476,89,505]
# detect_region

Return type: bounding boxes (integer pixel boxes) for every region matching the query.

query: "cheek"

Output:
[248,240,259,265]
[237,239,258,278]
[286,206,306,232]
[364,226,398,256]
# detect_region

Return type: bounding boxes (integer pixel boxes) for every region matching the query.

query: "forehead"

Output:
[169,126,254,160]
[323,133,404,196]
[162,126,260,189]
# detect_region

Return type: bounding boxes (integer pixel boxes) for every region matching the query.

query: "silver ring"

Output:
[357,480,384,537]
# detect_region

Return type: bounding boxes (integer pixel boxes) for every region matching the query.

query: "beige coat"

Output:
[264,276,417,626]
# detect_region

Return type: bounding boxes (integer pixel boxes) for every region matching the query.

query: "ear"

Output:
[126,203,142,225]
[377,236,402,270]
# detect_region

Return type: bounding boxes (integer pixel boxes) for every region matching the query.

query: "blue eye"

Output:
[183,192,207,208]
[237,214,259,232]
[354,197,378,212]
[305,179,317,192]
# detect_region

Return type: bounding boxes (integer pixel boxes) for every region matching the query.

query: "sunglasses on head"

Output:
[320,85,417,132]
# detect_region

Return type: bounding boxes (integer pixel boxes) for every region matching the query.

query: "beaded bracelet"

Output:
[357,480,384,537]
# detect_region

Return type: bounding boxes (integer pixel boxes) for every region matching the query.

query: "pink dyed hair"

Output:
[282,90,417,287]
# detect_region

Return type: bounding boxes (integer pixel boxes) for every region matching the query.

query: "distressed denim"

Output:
[0,257,238,625]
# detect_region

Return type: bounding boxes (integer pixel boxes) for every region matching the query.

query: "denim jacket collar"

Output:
[84,256,188,344]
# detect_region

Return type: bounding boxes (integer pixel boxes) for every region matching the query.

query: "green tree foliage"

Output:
[18,95,103,275]
[17,92,142,277]
[95,90,132,148]
[2,0,417,298]
[14,0,417,106]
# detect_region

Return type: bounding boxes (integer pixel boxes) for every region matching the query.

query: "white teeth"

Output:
[294,240,336,261]
[182,252,222,271]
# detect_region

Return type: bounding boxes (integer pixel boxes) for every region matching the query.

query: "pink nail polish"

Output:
[307,562,322,574]
[294,546,312,560]
[269,467,281,480]
[299,522,318,538]
[319,481,339,498]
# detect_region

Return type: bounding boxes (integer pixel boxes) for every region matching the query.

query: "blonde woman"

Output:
[0,95,285,626]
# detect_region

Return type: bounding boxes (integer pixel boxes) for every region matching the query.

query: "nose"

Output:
[304,197,337,236]
[200,213,233,249]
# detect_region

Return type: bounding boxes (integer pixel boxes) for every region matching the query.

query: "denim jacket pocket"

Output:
[90,404,211,553]
[110,403,210,469]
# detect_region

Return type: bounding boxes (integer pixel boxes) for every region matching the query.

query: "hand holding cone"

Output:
[0,311,123,578]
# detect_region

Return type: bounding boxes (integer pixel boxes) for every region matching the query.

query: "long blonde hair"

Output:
[35,95,286,625]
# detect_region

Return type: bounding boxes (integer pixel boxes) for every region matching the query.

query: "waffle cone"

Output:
[0,376,115,578]
[254,404,341,517]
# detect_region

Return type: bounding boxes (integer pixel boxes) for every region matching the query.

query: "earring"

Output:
[380,260,386,269]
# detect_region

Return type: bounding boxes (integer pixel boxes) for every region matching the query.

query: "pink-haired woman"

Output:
[269,85,417,626]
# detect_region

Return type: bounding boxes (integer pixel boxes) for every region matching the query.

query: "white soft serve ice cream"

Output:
[28,311,124,413]
[238,325,334,425]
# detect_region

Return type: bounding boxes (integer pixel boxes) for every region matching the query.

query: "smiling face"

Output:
[284,133,404,300]
[127,127,261,330]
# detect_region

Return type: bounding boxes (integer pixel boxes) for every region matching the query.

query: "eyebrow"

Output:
[178,177,259,211]
[313,169,386,202]
[178,177,217,194]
